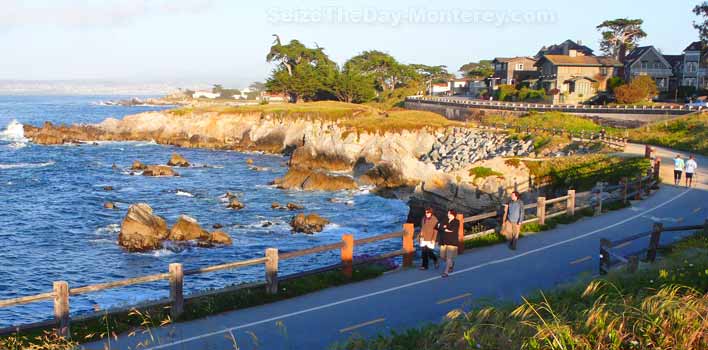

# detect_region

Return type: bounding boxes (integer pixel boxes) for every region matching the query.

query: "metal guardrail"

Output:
[407,96,699,115]
[600,221,708,274]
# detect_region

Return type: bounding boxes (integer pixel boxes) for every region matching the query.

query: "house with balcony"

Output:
[624,46,674,92]
[535,50,622,104]
[491,56,538,87]
[681,41,707,90]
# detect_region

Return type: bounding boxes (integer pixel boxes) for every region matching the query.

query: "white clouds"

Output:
[0,0,215,28]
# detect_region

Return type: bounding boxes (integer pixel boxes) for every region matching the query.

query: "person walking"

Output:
[419,208,439,270]
[674,154,685,186]
[503,191,524,250]
[439,209,460,278]
[685,154,698,188]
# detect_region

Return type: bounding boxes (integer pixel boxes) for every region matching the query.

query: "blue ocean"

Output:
[0,95,407,327]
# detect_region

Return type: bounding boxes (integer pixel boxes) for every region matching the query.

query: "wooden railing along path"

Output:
[0,160,661,338]
[599,221,708,274]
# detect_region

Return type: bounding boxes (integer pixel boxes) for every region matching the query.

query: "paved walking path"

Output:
[83,145,707,350]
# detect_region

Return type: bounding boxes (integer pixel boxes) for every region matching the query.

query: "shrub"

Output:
[606,76,624,92]
[517,87,546,101]
[614,76,658,104]
[469,166,503,180]
[496,84,518,101]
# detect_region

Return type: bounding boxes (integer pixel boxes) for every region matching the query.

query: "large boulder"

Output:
[118,203,169,252]
[131,160,147,170]
[167,153,190,167]
[142,165,178,177]
[169,215,209,241]
[209,231,233,245]
[227,197,245,210]
[274,167,357,191]
[290,213,330,234]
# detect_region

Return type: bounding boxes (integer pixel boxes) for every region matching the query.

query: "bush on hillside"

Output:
[614,75,658,104]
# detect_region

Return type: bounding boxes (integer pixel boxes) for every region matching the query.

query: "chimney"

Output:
[577,40,583,46]
[568,49,578,57]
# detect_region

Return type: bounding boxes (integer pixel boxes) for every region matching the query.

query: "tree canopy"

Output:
[694,2,708,43]
[459,60,494,79]
[596,18,647,61]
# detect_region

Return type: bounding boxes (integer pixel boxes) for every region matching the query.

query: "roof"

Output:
[684,41,704,52]
[539,55,622,67]
[493,56,537,64]
[536,40,594,57]
[564,76,598,83]
[625,46,672,68]
[663,54,684,68]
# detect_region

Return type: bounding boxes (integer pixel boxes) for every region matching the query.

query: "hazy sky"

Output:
[0,0,700,88]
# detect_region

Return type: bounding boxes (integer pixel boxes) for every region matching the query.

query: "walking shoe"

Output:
[419,266,428,270]
[441,273,449,278]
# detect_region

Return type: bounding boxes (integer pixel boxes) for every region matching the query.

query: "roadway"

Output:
[82,146,706,350]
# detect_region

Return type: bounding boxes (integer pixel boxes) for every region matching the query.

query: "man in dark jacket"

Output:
[503,191,524,250]
[440,209,460,278]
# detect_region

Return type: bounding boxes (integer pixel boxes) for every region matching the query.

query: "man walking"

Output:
[419,208,439,270]
[439,209,460,278]
[685,155,698,188]
[503,191,524,250]
[674,154,685,186]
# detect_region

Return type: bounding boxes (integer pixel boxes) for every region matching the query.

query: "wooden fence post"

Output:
[537,197,546,225]
[168,263,184,320]
[599,239,611,275]
[402,223,415,268]
[635,175,643,200]
[622,177,629,204]
[653,158,661,184]
[53,281,70,338]
[456,214,465,253]
[646,223,663,262]
[566,190,575,216]
[644,144,651,158]
[341,234,354,279]
[595,183,603,216]
[627,256,638,273]
[265,248,279,295]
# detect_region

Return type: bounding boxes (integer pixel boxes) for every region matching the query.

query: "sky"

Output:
[0,0,701,89]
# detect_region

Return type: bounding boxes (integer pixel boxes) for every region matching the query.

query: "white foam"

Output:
[0,161,55,170]
[176,190,194,197]
[94,224,120,235]
[7,142,26,149]
[0,120,27,143]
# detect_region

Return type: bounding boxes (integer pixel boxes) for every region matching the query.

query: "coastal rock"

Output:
[274,167,357,191]
[227,197,245,210]
[142,165,178,177]
[286,202,303,210]
[103,186,114,191]
[167,153,190,167]
[271,202,281,209]
[131,160,147,170]
[169,215,209,241]
[104,202,116,209]
[246,158,254,165]
[290,213,330,234]
[289,146,352,171]
[359,163,415,189]
[209,231,233,245]
[118,203,169,252]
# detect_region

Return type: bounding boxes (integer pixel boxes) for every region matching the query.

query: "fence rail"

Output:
[599,221,708,274]
[0,156,662,338]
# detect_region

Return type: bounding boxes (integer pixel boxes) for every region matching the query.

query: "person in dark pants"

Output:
[440,209,460,278]
[419,208,439,270]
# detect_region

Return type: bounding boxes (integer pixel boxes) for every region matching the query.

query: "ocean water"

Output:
[0,95,407,327]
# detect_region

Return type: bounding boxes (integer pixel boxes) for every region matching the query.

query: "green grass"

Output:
[336,230,708,350]
[484,111,612,133]
[523,154,650,192]
[623,113,708,155]
[468,166,503,180]
[1,264,389,347]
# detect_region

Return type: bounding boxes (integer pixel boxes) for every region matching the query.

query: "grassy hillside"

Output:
[336,231,708,350]
[170,101,465,133]
[483,112,612,133]
[625,113,707,155]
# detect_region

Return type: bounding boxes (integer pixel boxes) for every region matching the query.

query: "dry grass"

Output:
[623,113,708,155]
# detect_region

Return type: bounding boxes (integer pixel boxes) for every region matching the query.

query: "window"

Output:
[600,67,608,76]
[641,61,648,69]
[654,62,661,69]
[687,62,698,73]
[516,63,524,70]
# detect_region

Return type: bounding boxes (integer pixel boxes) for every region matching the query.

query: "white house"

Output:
[192,91,220,99]
[262,93,288,102]
[431,83,451,95]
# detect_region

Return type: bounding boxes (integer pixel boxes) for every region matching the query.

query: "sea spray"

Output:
[0,120,27,142]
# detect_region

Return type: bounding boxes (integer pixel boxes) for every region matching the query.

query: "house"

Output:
[681,41,707,90]
[491,56,538,86]
[624,46,674,92]
[261,93,288,102]
[468,80,488,97]
[535,51,622,104]
[663,54,684,94]
[536,39,594,58]
[192,91,220,99]
[431,82,451,95]
[449,78,472,95]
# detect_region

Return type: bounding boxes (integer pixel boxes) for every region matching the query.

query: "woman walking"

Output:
[440,209,460,278]
[419,208,439,270]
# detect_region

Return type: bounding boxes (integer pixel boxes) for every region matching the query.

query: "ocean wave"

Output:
[94,224,120,235]
[0,161,55,170]
[176,190,194,197]
[7,142,27,150]
[0,120,27,143]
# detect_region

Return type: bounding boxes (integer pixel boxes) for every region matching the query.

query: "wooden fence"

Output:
[600,221,708,274]
[0,162,661,338]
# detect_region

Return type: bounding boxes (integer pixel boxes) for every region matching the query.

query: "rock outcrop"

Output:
[118,203,169,252]
[131,160,146,170]
[167,153,190,167]
[227,197,245,210]
[209,231,233,245]
[169,215,209,241]
[104,202,116,209]
[142,165,178,177]
[274,167,358,191]
[290,213,330,234]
